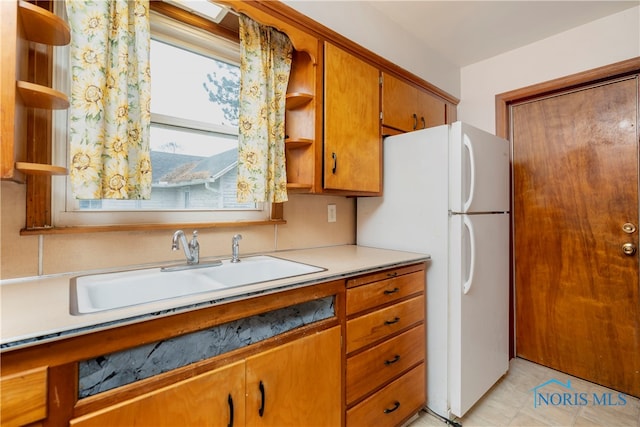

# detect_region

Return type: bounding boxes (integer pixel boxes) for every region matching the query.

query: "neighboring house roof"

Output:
[151,148,237,186]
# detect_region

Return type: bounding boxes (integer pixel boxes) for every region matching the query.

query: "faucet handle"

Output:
[233,233,242,243]
[192,230,198,239]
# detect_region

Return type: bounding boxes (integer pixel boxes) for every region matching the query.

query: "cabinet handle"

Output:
[384,316,400,325]
[331,152,337,174]
[384,354,401,365]
[421,116,426,129]
[259,380,266,417]
[386,272,398,278]
[384,401,401,414]
[412,113,418,130]
[227,393,234,427]
[383,287,400,295]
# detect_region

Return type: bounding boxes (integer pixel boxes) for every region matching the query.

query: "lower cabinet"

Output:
[345,264,427,427]
[70,361,246,427]
[69,326,341,427]
[0,366,48,427]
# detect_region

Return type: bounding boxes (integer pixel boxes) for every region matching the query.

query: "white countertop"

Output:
[1,245,429,351]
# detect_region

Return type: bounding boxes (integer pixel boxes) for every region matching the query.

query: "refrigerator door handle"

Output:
[462,215,476,295]
[462,136,476,213]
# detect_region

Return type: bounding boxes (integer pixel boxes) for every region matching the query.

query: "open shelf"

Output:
[286,183,313,191]
[17,80,70,110]
[285,92,313,110]
[285,138,313,149]
[15,162,68,176]
[18,0,70,45]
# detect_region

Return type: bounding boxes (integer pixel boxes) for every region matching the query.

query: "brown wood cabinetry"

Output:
[70,361,246,427]
[70,327,341,427]
[382,72,455,134]
[0,280,343,427]
[1,0,69,181]
[324,42,381,194]
[245,326,341,427]
[345,263,427,427]
[0,366,48,427]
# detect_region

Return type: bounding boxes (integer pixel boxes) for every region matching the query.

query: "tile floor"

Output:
[408,358,640,426]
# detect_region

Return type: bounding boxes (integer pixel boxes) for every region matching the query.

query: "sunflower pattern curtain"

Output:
[237,15,293,203]
[66,0,151,200]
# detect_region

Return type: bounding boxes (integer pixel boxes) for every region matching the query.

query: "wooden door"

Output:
[513,76,640,397]
[69,361,246,427]
[245,327,341,427]
[324,42,381,193]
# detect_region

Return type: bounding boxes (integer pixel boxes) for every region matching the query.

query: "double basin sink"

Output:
[70,256,325,315]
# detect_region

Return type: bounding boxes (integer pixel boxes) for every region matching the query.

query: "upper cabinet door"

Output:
[382,72,448,133]
[323,42,381,194]
[416,89,447,130]
[381,73,419,133]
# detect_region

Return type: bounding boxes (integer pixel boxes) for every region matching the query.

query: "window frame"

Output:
[25,1,284,235]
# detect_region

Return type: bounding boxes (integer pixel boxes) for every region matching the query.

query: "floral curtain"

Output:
[237,14,293,203]
[66,0,151,199]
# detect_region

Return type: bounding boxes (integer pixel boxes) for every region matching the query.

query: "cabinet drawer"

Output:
[346,296,424,354]
[346,363,425,427]
[347,324,425,405]
[346,264,424,289]
[0,366,48,427]
[347,270,424,315]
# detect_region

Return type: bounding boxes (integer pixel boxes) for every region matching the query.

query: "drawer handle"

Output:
[384,354,401,365]
[384,401,401,414]
[383,287,400,295]
[384,316,400,325]
[386,272,398,278]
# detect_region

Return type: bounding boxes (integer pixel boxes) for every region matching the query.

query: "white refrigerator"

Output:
[357,122,510,419]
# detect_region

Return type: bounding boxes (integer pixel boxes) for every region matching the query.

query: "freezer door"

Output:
[448,213,509,417]
[449,122,510,213]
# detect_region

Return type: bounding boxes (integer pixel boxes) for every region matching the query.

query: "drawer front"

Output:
[347,270,424,315]
[346,296,424,354]
[347,324,425,405]
[346,363,426,427]
[0,366,48,427]
[346,264,425,288]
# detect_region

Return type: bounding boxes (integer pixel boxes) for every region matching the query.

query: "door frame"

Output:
[495,56,640,358]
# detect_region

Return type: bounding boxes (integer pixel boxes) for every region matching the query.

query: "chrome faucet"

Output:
[171,230,199,265]
[231,234,242,263]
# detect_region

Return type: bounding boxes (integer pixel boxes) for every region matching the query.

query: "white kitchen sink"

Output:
[70,256,325,315]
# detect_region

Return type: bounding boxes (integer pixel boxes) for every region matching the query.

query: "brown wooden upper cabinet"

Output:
[323,42,381,195]
[381,72,448,133]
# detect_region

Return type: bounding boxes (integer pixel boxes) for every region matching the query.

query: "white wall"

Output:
[459,6,640,133]
[282,0,461,98]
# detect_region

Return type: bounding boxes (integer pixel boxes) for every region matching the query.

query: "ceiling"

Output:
[365,1,639,67]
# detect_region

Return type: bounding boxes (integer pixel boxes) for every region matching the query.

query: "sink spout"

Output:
[172,230,199,265]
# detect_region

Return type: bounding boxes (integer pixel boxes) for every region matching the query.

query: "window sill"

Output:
[19,219,286,236]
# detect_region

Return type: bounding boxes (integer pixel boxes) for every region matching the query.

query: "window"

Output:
[52,4,269,226]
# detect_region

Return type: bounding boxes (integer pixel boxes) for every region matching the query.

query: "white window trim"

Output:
[51,3,268,227]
